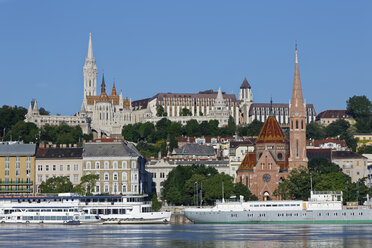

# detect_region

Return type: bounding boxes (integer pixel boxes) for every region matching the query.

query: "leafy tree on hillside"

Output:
[306,121,326,140]
[325,119,350,138]
[185,119,201,137]
[156,105,167,117]
[357,145,372,154]
[237,119,264,137]
[346,95,372,133]
[180,108,192,116]
[39,107,50,115]
[0,105,27,138]
[3,121,38,143]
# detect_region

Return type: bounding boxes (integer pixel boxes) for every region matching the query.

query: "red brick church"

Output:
[236,48,308,200]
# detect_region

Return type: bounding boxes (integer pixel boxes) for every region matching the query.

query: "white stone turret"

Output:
[83,32,97,100]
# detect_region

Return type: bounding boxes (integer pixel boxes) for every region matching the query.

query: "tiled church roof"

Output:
[256,116,287,144]
[237,152,256,171]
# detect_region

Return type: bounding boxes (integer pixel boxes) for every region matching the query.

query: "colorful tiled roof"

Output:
[256,116,287,144]
[237,152,256,171]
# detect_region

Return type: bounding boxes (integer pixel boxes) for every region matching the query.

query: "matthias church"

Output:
[25,34,316,138]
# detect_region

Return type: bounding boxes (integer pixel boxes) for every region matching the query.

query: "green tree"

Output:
[306,121,326,140]
[139,122,155,141]
[233,182,258,201]
[180,108,192,116]
[151,194,162,211]
[207,120,219,136]
[156,105,167,117]
[346,95,372,133]
[72,174,99,196]
[39,107,50,115]
[39,176,73,193]
[185,119,201,137]
[4,121,38,143]
[357,145,372,154]
[325,119,350,138]
[226,116,236,136]
[0,105,27,138]
[238,119,264,137]
[339,132,358,152]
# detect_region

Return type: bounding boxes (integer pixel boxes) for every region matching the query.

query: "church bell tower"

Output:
[288,47,308,170]
[83,32,97,100]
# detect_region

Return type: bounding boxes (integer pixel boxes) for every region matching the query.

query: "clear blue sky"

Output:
[0,0,371,116]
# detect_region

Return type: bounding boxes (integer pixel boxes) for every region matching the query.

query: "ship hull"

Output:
[185,209,372,224]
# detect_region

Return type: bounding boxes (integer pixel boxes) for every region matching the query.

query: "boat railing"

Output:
[312,191,342,195]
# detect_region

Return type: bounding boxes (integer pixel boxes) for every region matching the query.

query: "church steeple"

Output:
[83,32,98,100]
[111,83,117,96]
[100,73,107,95]
[87,32,93,59]
[288,46,308,170]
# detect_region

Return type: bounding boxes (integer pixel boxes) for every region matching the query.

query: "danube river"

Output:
[0,224,371,247]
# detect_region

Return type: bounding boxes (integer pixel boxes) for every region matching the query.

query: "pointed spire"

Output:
[33,99,38,112]
[216,87,224,102]
[291,46,304,108]
[28,101,33,113]
[100,73,106,95]
[87,32,93,59]
[111,83,117,96]
[269,97,274,116]
[240,77,251,89]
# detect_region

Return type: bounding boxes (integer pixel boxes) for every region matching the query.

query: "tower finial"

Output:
[88,32,93,59]
[270,97,273,116]
[295,41,298,64]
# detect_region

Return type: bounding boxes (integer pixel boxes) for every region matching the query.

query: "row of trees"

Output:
[38,174,99,196]
[122,117,263,158]
[161,165,257,205]
[274,158,372,204]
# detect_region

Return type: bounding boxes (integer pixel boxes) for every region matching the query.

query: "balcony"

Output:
[0,180,33,186]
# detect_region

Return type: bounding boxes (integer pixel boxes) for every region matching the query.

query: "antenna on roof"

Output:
[270,97,273,116]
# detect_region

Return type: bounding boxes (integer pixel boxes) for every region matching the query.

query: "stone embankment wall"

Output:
[161,206,193,224]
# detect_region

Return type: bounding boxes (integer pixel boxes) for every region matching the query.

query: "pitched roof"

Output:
[237,152,256,171]
[308,138,347,148]
[0,142,36,156]
[332,151,367,160]
[83,141,140,157]
[240,77,251,89]
[229,140,255,149]
[316,110,352,120]
[36,147,83,159]
[172,143,215,156]
[256,116,287,144]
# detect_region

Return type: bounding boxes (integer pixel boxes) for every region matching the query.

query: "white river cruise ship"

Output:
[185,191,372,224]
[0,194,170,224]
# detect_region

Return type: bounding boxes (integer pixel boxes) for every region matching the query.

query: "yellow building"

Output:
[352,133,372,150]
[0,142,36,194]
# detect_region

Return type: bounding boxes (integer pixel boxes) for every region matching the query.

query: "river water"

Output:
[0,224,371,247]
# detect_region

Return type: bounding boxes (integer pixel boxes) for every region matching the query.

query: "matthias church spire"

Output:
[83,32,98,100]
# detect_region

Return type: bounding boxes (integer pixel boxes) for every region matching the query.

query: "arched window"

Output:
[122,161,127,169]
[113,172,118,181]
[122,172,127,181]
[301,120,304,129]
[122,184,127,193]
[296,139,299,157]
[296,120,298,129]
[104,161,109,169]
[86,162,91,170]
[113,161,118,169]
[291,121,293,129]
[104,172,109,181]
[95,161,100,169]
[89,80,91,87]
